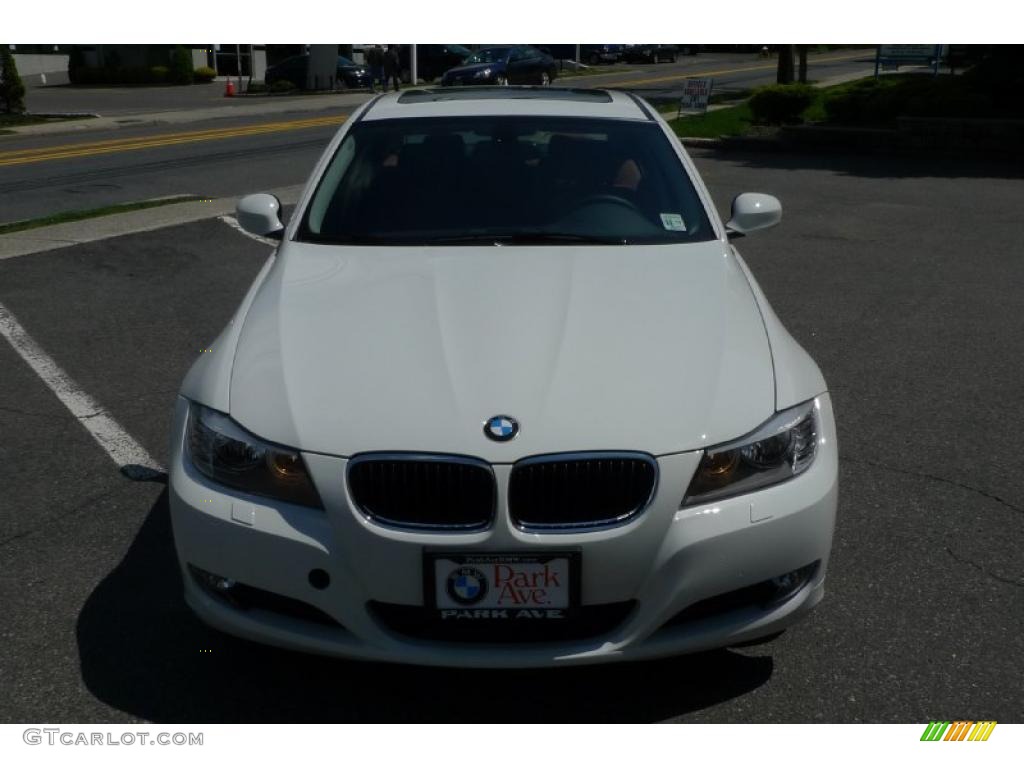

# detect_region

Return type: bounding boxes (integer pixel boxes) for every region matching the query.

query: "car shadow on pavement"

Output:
[77,490,774,722]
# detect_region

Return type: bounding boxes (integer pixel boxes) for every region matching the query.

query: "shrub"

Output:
[169,45,193,85]
[0,47,26,114]
[269,79,295,93]
[748,83,816,124]
[149,65,169,83]
[193,66,216,83]
[246,81,267,93]
[821,75,1001,126]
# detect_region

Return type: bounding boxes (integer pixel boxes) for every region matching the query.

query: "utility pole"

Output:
[411,44,417,86]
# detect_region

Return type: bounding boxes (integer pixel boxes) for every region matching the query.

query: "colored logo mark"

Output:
[920,721,997,742]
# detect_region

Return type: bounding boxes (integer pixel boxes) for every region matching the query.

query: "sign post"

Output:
[876,45,943,77]
[677,78,713,120]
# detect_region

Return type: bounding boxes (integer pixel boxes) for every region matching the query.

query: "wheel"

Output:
[540,71,551,86]
[572,193,642,214]
[496,75,508,86]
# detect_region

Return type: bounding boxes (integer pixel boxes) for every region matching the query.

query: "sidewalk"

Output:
[0,185,305,260]
[7,90,375,138]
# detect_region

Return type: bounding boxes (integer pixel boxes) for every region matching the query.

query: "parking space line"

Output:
[218,214,280,247]
[0,301,165,480]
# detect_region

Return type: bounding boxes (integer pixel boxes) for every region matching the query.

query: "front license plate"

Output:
[426,552,580,619]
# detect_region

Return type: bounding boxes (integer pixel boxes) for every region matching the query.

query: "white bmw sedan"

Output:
[170,87,838,667]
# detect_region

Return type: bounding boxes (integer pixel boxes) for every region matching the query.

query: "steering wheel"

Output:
[573,193,641,213]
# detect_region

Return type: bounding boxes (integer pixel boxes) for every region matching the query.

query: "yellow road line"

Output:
[0,116,345,159]
[597,51,871,89]
[0,114,348,167]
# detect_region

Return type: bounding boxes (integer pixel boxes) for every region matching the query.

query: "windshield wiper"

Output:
[423,232,628,245]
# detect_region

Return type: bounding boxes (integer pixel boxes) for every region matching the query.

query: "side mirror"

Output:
[726,193,782,238]
[236,193,284,239]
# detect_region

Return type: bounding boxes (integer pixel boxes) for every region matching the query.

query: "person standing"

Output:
[384,45,401,92]
[367,44,385,93]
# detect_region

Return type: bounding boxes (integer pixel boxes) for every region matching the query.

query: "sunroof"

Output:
[397,86,614,104]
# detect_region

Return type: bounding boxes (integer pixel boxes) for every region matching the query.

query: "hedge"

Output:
[748,83,816,125]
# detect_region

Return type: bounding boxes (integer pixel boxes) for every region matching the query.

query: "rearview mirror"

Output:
[726,193,782,238]
[236,193,284,239]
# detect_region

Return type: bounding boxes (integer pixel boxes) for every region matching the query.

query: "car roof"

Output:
[363,87,652,122]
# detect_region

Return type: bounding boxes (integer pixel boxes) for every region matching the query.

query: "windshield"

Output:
[338,56,356,67]
[467,48,511,64]
[446,44,473,59]
[299,116,714,246]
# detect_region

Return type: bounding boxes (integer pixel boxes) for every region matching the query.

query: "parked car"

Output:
[622,44,679,63]
[171,86,839,667]
[440,46,557,86]
[399,44,473,83]
[264,54,372,89]
[579,44,624,65]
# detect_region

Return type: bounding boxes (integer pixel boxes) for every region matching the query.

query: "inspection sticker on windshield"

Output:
[660,213,687,231]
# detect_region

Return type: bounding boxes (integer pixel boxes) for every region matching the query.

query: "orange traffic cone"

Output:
[224,80,236,97]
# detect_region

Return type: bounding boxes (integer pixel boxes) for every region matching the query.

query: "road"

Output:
[0,144,1020,722]
[1,49,875,226]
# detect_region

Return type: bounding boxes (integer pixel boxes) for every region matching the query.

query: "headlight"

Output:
[473,68,492,78]
[682,400,818,506]
[186,403,323,509]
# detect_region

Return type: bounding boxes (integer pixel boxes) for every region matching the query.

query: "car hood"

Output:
[445,61,506,78]
[229,241,775,460]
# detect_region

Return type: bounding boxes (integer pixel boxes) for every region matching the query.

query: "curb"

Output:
[0,185,304,260]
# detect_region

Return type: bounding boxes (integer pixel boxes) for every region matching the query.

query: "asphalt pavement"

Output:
[0,49,875,226]
[0,145,1020,723]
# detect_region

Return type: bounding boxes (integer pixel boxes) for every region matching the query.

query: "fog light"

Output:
[190,564,238,596]
[767,562,818,606]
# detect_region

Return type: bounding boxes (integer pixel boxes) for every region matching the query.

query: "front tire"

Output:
[540,71,551,86]
[496,75,508,86]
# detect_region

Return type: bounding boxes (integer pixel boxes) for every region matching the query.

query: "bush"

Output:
[169,45,193,85]
[821,75,1004,126]
[748,83,816,124]
[194,66,216,83]
[149,65,169,83]
[0,47,26,114]
[246,81,267,93]
[269,79,296,93]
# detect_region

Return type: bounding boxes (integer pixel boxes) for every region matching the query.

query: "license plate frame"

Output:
[424,551,581,619]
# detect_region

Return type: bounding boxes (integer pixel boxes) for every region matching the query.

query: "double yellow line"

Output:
[597,51,871,89]
[0,113,349,168]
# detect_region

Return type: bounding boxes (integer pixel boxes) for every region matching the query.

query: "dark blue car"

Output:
[440,46,557,87]
[265,54,372,89]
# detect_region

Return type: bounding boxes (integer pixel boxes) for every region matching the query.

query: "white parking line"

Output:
[0,301,165,480]
[218,215,280,247]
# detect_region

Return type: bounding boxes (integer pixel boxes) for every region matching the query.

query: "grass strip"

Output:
[668,102,755,138]
[0,196,203,236]
[0,113,97,128]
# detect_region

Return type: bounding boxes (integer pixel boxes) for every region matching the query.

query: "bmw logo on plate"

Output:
[484,415,519,442]
[446,566,489,605]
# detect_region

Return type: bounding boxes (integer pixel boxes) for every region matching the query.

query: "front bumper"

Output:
[169,395,838,667]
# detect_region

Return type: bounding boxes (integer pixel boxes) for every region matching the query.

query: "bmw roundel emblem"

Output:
[446,566,488,605]
[484,415,519,442]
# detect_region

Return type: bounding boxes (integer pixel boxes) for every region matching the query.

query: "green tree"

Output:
[0,46,26,113]
[169,45,194,85]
